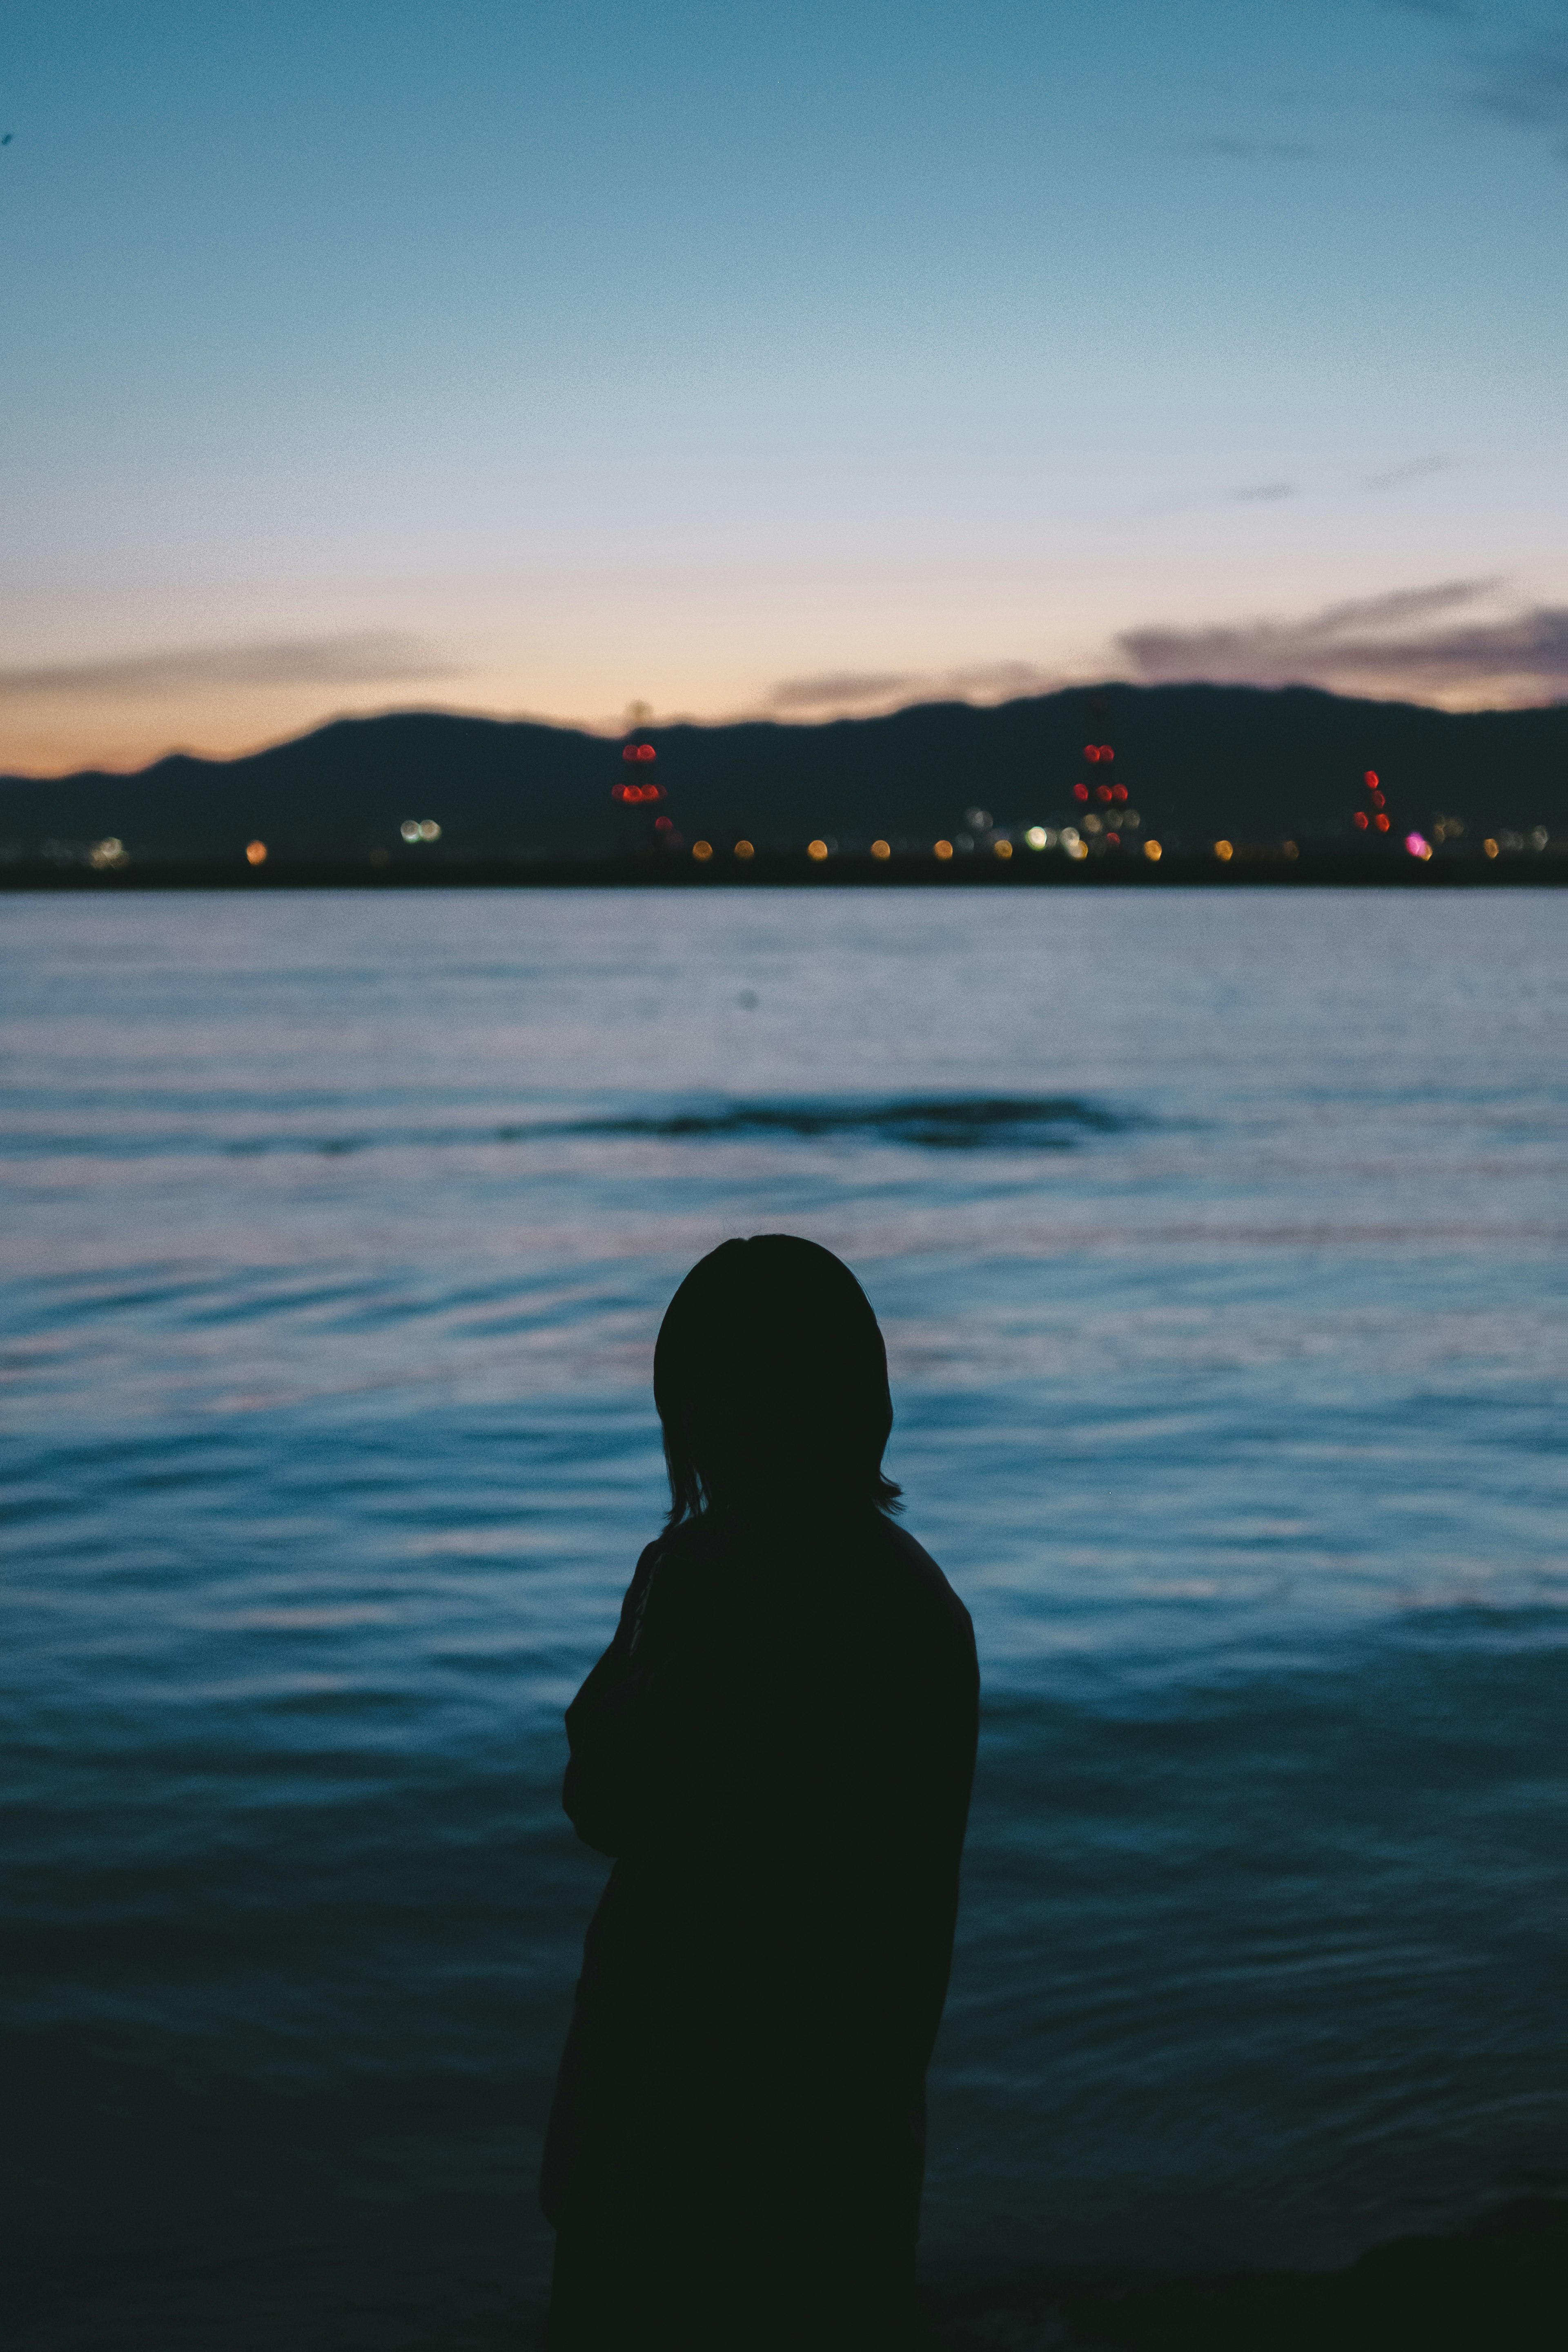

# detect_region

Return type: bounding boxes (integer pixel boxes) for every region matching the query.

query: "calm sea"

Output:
[3,889,1563,2350]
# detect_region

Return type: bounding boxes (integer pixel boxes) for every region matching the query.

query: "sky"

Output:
[1,0,1566,774]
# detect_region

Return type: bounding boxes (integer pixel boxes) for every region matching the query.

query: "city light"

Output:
[734,840,755,859]
[993,838,1013,859]
[807,839,830,861]
[1073,783,1089,802]
[1484,838,1499,858]
[401,819,441,842]
[1405,833,1432,860]
[245,840,267,866]
[871,839,891,860]
[1214,840,1234,861]
[1024,826,1049,850]
[1144,839,1162,861]
[692,839,713,861]
[934,839,954,860]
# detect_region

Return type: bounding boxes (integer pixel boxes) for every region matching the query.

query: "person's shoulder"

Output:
[862,1518,976,1666]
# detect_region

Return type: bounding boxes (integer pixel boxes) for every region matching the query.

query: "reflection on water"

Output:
[2,889,1563,2349]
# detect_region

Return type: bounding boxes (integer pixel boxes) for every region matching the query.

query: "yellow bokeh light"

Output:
[1283,840,1298,860]
[993,838,1013,859]
[1483,837,1499,858]
[871,839,891,860]
[245,840,267,866]
[734,839,754,859]
[1214,839,1234,862]
[807,839,829,861]
[933,839,953,860]
[693,839,714,861]
[1143,839,1162,862]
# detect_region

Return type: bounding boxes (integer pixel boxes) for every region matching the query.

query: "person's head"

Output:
[653,1234,900,1525]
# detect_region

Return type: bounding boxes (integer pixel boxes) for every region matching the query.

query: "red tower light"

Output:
[1098,745,1114,762]
[1073,782,1089,802]
[1096,783,1113,803]
[1084,744,1100,763]
[1364,770,1379,789]
[623,742,658,764]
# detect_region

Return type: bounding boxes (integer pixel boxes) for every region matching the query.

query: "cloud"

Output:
[1470,45,1568,133]
[0,631,462,702]
[765,659,1058,718]
[1363,453,1448,490]
[1118,581,1568,705]
[1178,135,1317,159]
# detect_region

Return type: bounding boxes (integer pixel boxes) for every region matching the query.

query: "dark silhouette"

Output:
[4,686,1564,866]
[540,1236,980,2350]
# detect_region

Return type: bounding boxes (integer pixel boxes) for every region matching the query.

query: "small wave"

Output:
[568,1095,1128,1149]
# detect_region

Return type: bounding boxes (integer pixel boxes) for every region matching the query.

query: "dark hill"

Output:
[2,684,1563,869]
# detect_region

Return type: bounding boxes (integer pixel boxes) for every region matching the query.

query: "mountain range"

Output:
[2,683,1564,869]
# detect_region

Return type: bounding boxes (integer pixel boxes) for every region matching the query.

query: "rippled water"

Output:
[3,888,1564,2350]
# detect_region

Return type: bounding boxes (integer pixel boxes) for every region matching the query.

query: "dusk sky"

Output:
[2,0,1566,773]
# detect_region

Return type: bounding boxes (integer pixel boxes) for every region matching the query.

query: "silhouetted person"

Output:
[540,1235,979,2350]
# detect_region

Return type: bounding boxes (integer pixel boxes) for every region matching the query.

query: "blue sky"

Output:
[2,0,1565,770]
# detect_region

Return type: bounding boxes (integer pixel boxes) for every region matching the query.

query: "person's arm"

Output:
[561,1535,738,1855]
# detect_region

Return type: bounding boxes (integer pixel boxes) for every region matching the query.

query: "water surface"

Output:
[3,889,1563,2348]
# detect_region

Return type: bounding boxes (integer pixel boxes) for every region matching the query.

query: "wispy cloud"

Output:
[1118,580,1568,705]
[0,631,462,701]
[1470,44,1568,135]
[1178,134,1317,160]
[765,659,1057,717]
[1363,453,1448,490]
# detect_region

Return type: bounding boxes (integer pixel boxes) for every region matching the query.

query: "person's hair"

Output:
[653,1235,901,1525]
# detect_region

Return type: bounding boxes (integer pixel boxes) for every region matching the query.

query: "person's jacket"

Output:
[540,1503,979,2349]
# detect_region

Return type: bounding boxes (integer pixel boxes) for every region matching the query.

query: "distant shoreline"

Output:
[3,848,1562,891]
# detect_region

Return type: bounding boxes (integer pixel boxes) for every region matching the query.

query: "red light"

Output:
[1364,771,1379,789]
[1370,791,1384,808]
[636,743,657,762]
[1354,811,1368,830]
[655,815,672,831]
[1096,783,1113,803]
[1113,783,1128,803]
[1375,813,1390,832]
[1099,745,1114,762]
[1073,782,1089,802]
[1105,831,1120,846]
[1084,744,1100,762]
